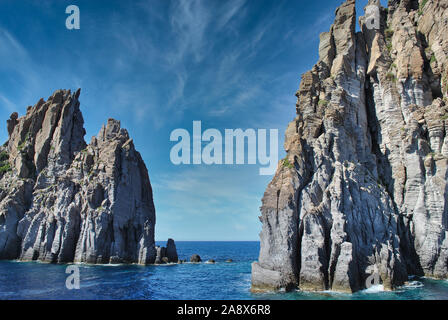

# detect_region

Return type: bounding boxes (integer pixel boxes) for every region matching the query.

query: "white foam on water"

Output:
[402,281,424,289]
[362,284,385,293]
[71,262,122,267]
[152,263,178,267]
[319,290,349,295]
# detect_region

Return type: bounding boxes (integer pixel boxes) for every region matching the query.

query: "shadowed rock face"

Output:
[0,89,157,264]
[252,0,448,293]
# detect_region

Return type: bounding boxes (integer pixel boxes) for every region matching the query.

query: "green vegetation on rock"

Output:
[419,0,429,16]
[386,42,393,53]
[17,132,30,152]
[0,150,11,174]
[318,100,329,107]
[386,72,397,82]
[0,163,11,174]
[282,158,295,169]
[0,150,8,162]
[430,54,437,64]
[385,28,394,40]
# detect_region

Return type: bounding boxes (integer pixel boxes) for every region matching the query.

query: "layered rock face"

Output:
[252,0,448,292]
[0,89,157,264]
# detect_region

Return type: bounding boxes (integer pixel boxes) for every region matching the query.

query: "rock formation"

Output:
[0,89,159,265]
[155,238,179,264]
[252,0,448,293]
[166,238,179,262]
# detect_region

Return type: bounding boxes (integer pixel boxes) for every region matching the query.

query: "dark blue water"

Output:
[1,241,448,300]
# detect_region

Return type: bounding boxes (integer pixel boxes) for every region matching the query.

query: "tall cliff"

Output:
[252,0,448,293]
[0,89,157,264]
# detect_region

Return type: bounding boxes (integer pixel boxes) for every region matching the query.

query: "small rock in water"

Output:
[206,259,216,264]
[190,254,201,263]
[225,259,233,263]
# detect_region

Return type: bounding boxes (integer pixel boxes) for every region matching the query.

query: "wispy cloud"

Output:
[285,11,333,44]
[0,93,16,113]
[0,27,41,115]
[168,0,211,64]
[216,0,247,30]
[0,28,28,59]
[208,105,231,117]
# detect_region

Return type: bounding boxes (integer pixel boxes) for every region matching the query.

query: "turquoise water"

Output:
[0,241,448,300]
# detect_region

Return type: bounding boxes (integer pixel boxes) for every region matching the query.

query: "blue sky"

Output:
[0,0,387,240]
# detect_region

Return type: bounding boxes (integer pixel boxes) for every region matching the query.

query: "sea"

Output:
[1,241,448,300]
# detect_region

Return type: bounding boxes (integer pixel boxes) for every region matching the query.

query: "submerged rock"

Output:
[190,254,201,263]
[252,0,448,293]
[0,89,157,265]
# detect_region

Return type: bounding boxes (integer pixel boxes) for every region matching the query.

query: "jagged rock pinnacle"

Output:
[252,0,448,293]
[0,89,158,265]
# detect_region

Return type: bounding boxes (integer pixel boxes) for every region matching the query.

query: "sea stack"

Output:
[155,238,179,264]
[0,89,157,264]
[252,0,448,293]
